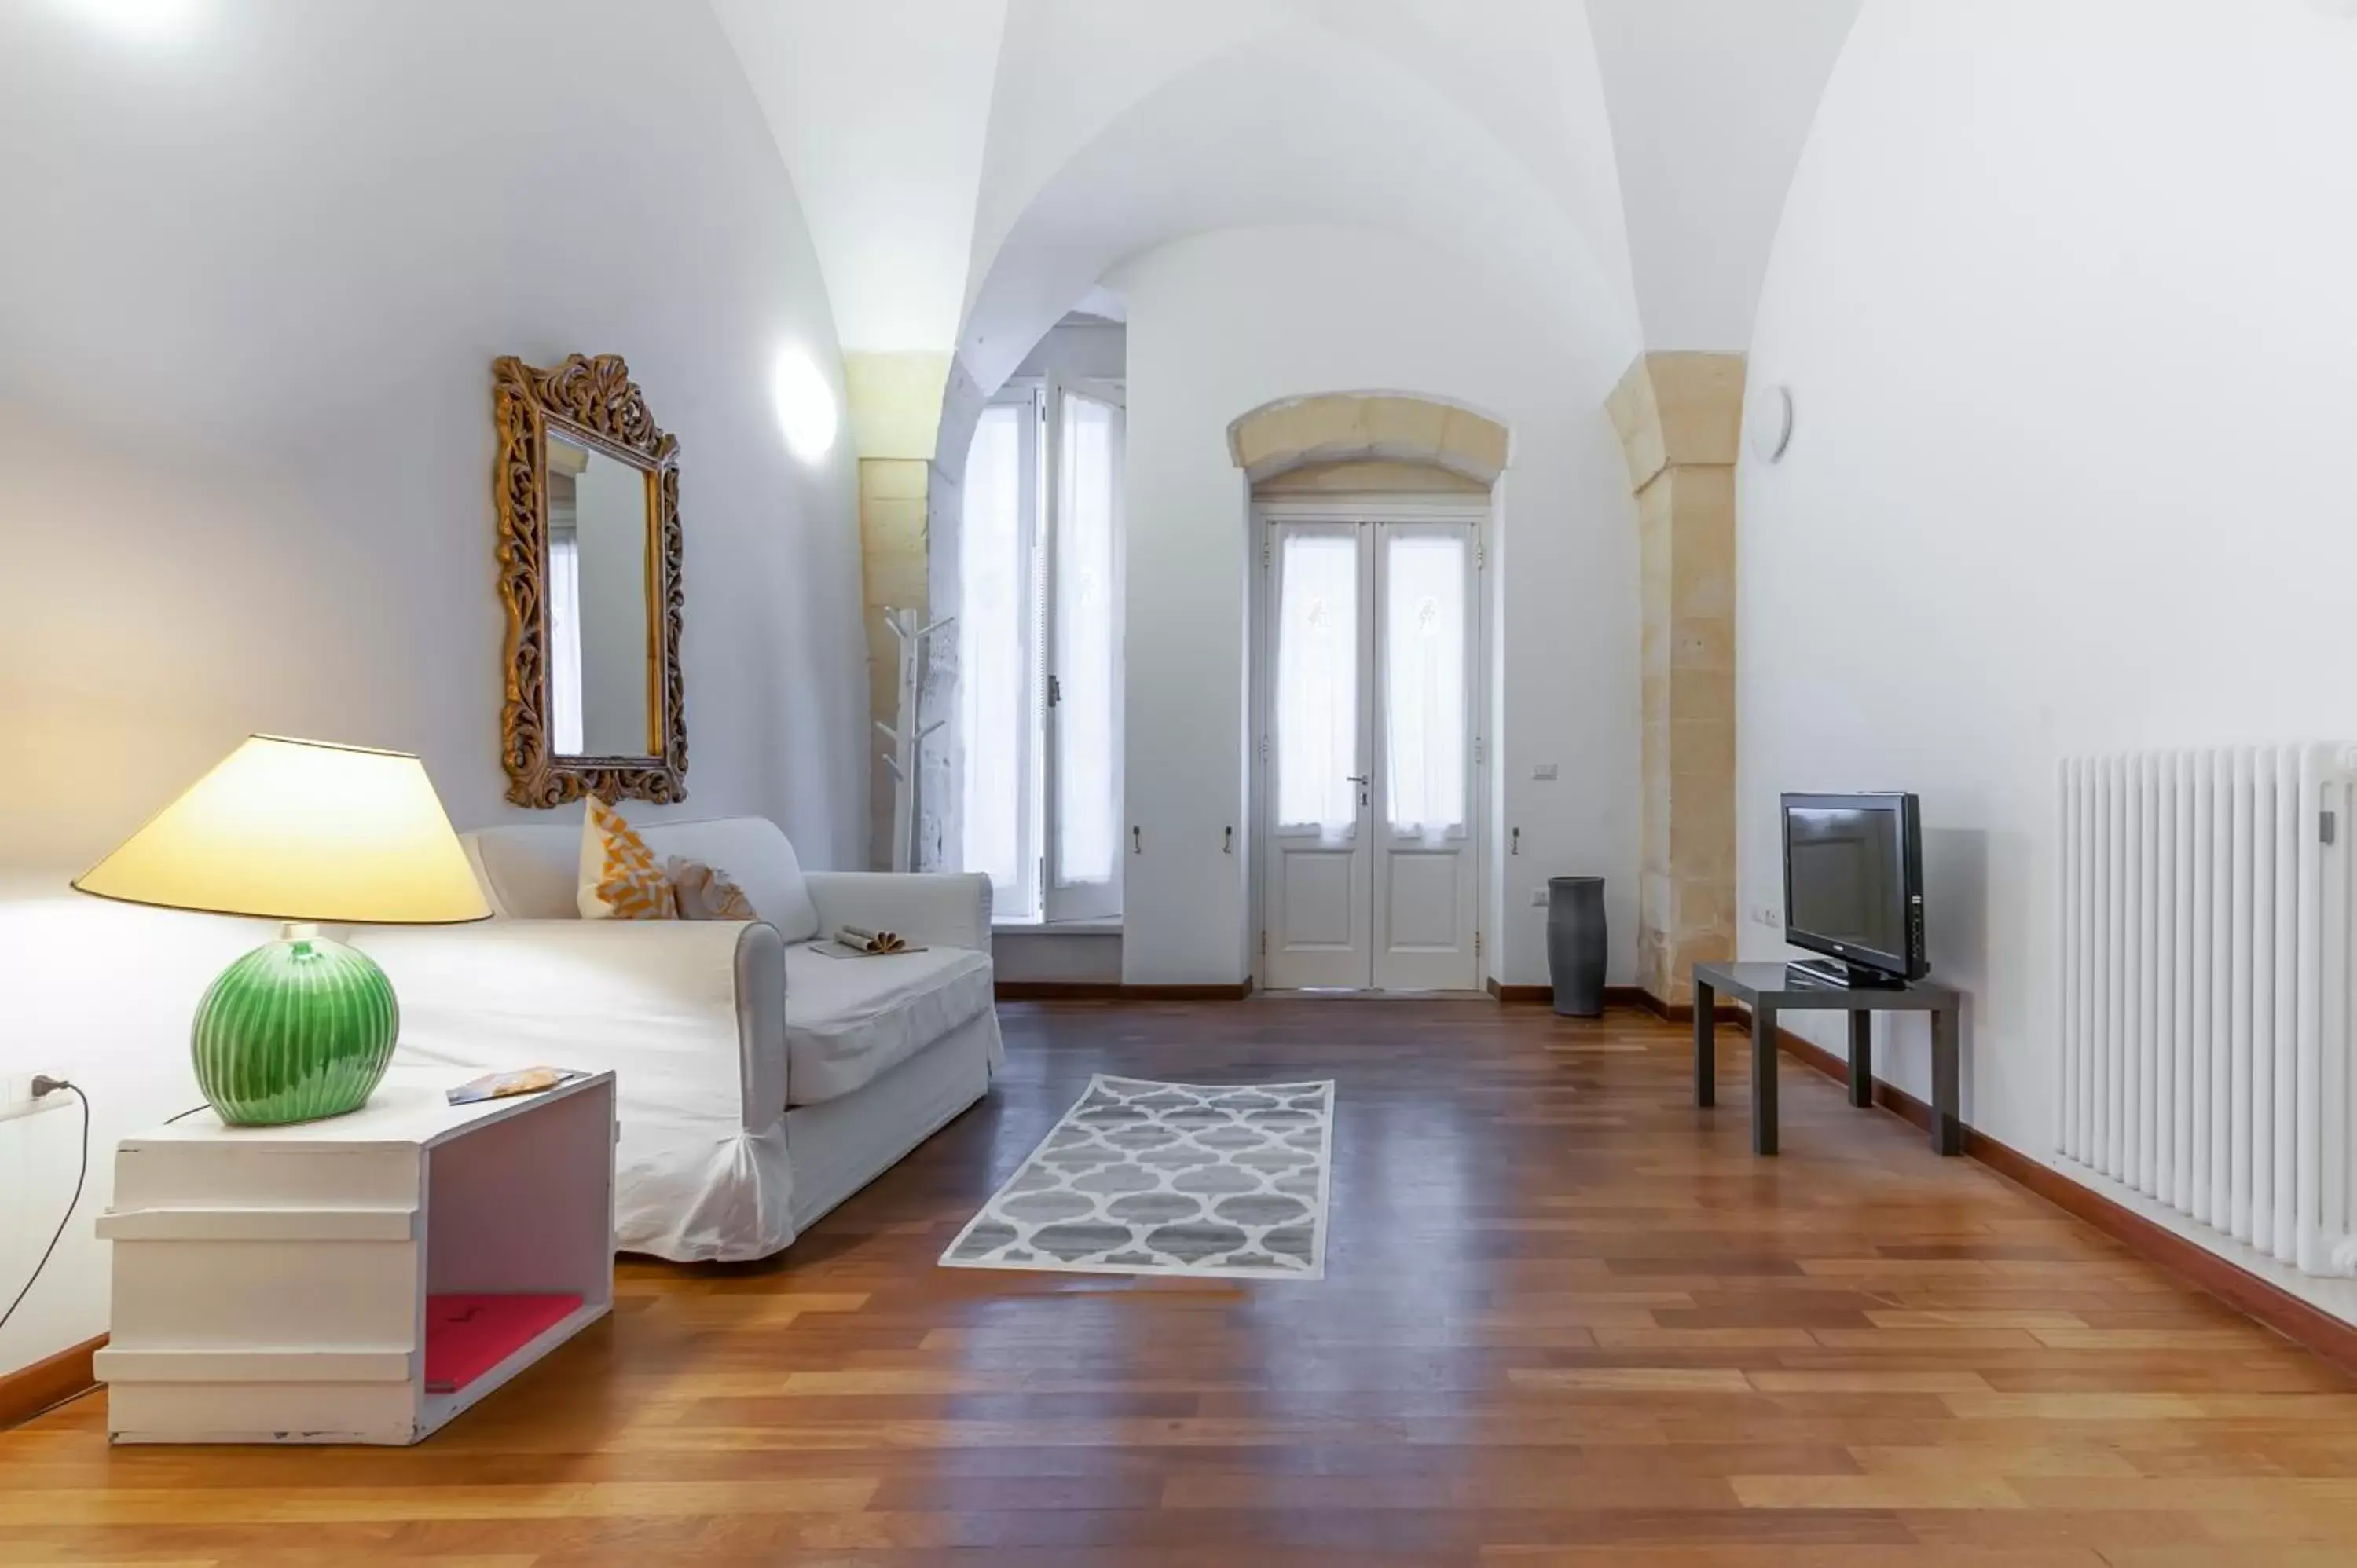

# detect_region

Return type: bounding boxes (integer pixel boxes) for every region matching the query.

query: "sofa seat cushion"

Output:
[782,944,995,1105]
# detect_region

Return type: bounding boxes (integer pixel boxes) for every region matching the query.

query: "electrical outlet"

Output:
[0,1074,71,1126]
[1531,887,1549,907]
[1531,763,1559,782]
[1752,906,1783,928]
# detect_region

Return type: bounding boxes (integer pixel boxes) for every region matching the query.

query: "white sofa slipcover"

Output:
[356,816,999,1262]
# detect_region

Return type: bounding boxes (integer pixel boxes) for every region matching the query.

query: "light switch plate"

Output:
[1532,763,1559,781]
[1531,888,1550,907]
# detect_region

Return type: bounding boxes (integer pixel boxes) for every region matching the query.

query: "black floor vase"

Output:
[1546,876,1607,1017]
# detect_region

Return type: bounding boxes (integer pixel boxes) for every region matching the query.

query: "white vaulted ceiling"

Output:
[713,0,1010,354]
[1587,0,1863,350]
[713,0,1862,392]
[957,16,1643,391]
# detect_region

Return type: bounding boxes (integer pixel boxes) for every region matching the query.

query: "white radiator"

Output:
[2057,746,2357,1277]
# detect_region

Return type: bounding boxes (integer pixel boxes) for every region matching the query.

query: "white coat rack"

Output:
[875,606,954,873]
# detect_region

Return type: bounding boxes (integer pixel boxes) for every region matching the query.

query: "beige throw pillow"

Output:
[667,856,761,921]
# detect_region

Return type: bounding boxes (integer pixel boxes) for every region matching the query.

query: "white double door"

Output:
[1261,517,1482,992]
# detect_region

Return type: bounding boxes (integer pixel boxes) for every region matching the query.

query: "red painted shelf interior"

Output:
[423,1292,583,1394]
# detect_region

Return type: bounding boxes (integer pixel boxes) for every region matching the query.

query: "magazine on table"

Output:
[446,1068,592,1105]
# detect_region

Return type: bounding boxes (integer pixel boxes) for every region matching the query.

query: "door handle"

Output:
[1344,775,1369,785]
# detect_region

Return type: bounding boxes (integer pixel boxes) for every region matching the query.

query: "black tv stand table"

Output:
[1691,961,1962,1158]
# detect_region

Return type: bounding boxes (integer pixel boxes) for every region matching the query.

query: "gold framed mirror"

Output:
[493,353,686,808]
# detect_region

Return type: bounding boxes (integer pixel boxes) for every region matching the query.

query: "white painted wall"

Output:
[0,0,860,1375]
[1739,0,2357,1163]
[1114,225,1640,988]
[1587,0,1860,351]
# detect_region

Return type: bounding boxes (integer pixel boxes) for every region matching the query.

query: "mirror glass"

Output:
[543,431,654,757]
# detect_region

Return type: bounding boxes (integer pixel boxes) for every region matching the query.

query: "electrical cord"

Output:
[0,1079,90,1337]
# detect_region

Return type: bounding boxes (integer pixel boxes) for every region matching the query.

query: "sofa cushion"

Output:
[577,796,678,920]
[460,815,822,940]
[463,822,581,918]
[667,856,760,920]
[639,818,819,942]
[783,943,994,1105]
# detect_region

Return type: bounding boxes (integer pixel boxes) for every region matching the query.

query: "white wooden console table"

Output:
[95,1066,615,1445]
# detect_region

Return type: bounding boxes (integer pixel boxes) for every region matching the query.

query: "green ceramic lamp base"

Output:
[192,923,400,1126]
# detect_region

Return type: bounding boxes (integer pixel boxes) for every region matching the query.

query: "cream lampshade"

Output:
[75,735,489,1125]
[75,735,489,924]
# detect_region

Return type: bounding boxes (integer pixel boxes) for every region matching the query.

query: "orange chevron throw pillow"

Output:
[577,796,677,920]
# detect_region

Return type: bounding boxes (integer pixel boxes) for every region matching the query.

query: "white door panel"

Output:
[1261,515,1479,992]
[1372,522,1479,991]
[1268,843,1368,988]
[1262,523,1373,989]
[1382,847,1464,947]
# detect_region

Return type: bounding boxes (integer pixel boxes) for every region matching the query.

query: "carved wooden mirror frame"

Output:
[493,353,687,808]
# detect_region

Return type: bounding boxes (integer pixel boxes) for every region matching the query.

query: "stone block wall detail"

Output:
[1607,352,1743,1007]
[847,351,954,872]
[1229,392,1509,489]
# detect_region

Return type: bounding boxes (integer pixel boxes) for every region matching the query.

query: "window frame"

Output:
[1041,372,1127,924]
[959,385,1047,923]
[959,375,1127,927]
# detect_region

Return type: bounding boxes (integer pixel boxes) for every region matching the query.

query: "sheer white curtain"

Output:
[1382,531,1468,842]
[1274,529,1361,839]
[546,531,585,756]
[1054,390,1120,888]
[959,402,1036,918]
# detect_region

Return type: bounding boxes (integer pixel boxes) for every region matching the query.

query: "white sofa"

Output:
[354,816,1001,1262]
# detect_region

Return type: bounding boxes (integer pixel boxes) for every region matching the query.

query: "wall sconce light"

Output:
[1748,383,1794,464]
[771,346,838,463]
[57,0,203,41]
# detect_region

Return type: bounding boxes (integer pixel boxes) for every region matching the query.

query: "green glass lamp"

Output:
[73,735,490,1126]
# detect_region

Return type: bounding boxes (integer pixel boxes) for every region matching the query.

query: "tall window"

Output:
[958,401,1037,911]
[960,378,1124,922]
[1382,531,1468,838]
[1273,529,1359,837]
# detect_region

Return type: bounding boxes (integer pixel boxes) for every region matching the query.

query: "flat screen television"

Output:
[1780,792,1926,986]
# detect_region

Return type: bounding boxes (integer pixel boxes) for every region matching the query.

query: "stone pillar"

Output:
[1606,352,1743,1009]
[845,352,952,873]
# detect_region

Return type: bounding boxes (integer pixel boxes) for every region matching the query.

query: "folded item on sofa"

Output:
[822,923,926,957]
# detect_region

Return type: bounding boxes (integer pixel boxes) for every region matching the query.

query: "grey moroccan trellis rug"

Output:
[940,1075,1334,1280]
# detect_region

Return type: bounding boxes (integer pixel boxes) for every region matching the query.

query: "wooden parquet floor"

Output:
[5,999,2356,1566]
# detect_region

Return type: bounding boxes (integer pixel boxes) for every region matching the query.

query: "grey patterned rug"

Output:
[940,1075,1334,1280]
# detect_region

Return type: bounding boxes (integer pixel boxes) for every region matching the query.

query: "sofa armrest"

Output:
[354,918,786,1131]
[805,871,993,953]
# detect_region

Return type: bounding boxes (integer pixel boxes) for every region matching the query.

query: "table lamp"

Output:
[73,735,490,1126]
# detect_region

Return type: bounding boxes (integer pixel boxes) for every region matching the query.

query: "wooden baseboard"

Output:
[1637,989,1747,1026]
[996,980,1255,1002]
[0,1334,103,1431]
[1486,980,1654,1010]
[1747,1019,2357,1379]
[1771,1024,1937,1133]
